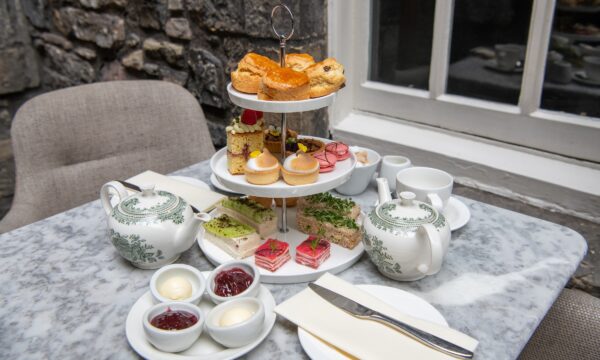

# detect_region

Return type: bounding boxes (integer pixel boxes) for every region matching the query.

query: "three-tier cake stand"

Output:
[204,4,362,283]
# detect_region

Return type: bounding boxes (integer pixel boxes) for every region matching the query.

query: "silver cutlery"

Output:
[308,283,474,359]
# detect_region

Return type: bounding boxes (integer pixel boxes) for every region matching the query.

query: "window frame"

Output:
[328,0,600,163]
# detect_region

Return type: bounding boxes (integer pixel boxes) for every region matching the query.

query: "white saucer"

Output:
[210,173,242,194]
[298,284,448,360]
[170,175,211,190]
[198,207,365,284]
[445,197,471,231]
[125,271,276,360]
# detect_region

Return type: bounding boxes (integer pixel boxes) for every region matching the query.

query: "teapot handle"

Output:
[426,193,444,212]
[418,223,444,276]
[100,181,129,216]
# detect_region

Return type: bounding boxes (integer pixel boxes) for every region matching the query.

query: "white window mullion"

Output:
[518,0,556,115]
[428,0,454,99]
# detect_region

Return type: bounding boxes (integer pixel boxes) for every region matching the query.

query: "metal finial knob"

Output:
[270,3,295,42]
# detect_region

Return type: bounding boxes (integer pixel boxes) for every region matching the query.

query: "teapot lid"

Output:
[375,192,445,229]
[112,184,188,224]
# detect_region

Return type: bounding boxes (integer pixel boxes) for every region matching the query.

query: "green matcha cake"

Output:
[203,214,261,259]
[217,197,277,238]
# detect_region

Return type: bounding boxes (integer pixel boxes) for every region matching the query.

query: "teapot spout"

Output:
[174,212,211,252]
[376,178,393,205]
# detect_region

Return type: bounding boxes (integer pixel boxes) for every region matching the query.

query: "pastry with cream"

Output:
[203,214,261,259]
[231,53,279,94]
[281,146,320,185]
[264,126,298,154]
[227,109,264,175]
[244,148,280,185]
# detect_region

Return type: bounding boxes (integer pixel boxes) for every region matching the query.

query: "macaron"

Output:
[325,142,350,161]
[313,151,337,173]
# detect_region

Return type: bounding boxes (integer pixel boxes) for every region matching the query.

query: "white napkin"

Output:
[275,273,478,360]
[127,170,225,212]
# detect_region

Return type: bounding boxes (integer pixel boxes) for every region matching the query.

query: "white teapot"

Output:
[362,178,451,281]
[100,181,211,269]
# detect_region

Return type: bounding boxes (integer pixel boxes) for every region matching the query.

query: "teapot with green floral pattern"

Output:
[362,178,451,281]
[100,181,211,269]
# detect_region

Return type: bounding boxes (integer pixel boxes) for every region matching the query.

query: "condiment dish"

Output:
[206,297,265,348]
[150,264,206,305]
[206,261,261,304]
[142,302,204,353]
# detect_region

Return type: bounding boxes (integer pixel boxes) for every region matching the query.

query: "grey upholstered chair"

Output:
[0,80,215,233]
[519,288,600,360]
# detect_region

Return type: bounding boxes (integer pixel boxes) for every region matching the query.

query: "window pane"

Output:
[370,0,435,90]
[541,2,600,118]
[447,0,534,105]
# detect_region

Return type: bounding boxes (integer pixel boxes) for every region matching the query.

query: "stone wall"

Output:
[0,0,328,219]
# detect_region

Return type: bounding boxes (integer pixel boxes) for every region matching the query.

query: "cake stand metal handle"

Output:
[271,3,295,233]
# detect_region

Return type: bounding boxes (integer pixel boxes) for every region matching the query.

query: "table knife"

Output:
[116,180,205,214]
[308,283,474,359]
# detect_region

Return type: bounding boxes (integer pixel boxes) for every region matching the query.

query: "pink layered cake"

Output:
[255,239,291,272]
[295,235,331,269]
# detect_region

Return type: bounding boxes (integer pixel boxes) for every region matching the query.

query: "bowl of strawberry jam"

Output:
[143,302,204,353]
[206,261,261,304]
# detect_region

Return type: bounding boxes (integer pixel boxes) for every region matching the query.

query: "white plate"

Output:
[227,83,336,113]
[210,173,242,194]
[445,197,471,231]
[126,271,276,360]
[170,176,211,190]
[298,284,448,360]
[198,207,364,284]
[210,136,357,198]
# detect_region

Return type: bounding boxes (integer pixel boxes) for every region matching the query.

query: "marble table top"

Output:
[0,160,587,360]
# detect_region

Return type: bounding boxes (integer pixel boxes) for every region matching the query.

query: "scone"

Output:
[285,53,316,72]
[258,67,310,101]
[306,58,346,98]
[231,53,279,94]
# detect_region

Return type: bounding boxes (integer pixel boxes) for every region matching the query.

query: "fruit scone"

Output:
[305,58,346,98]
[296,193,361,249]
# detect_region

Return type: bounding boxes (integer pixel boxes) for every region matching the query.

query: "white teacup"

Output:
[335,147,381,196]
[379,155,412,192]
[396,167,453,212]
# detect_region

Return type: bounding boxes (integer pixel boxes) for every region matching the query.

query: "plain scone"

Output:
[306,58,346,98]
[258,67,310,101]
[285,53,316,72]
[231,53,279,94]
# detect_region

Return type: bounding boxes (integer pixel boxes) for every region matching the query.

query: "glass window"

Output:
[541,1,600,118]
[446,0,534,105]
[370,0,436,90]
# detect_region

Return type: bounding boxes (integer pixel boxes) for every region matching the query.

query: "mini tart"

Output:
[325,141,350,161]
[285,137,325,157]
[264,127,298,154]
[313,151,337,173]
[258,67,310,101]
[244,148,280,185]
[281,152,319,186]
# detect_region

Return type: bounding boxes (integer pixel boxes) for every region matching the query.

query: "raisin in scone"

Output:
[306,58,346,98]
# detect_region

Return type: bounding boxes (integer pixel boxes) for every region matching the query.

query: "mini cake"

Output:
[285,137,325,156]
[325,141,350,161]
[298,192,361,219]
[285,53,316,72]
[258,67,310,101]
[255,239,291,272]
[217,197,277,238]
[244,148,280,185]
[264,126,298,154]
[306,58,346,98]
[295,235,331,269]
[203,214,261,259]
[281,148,320,186]
[231,53,279,94]
[313,152,337,173]
[227,109,264,175]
